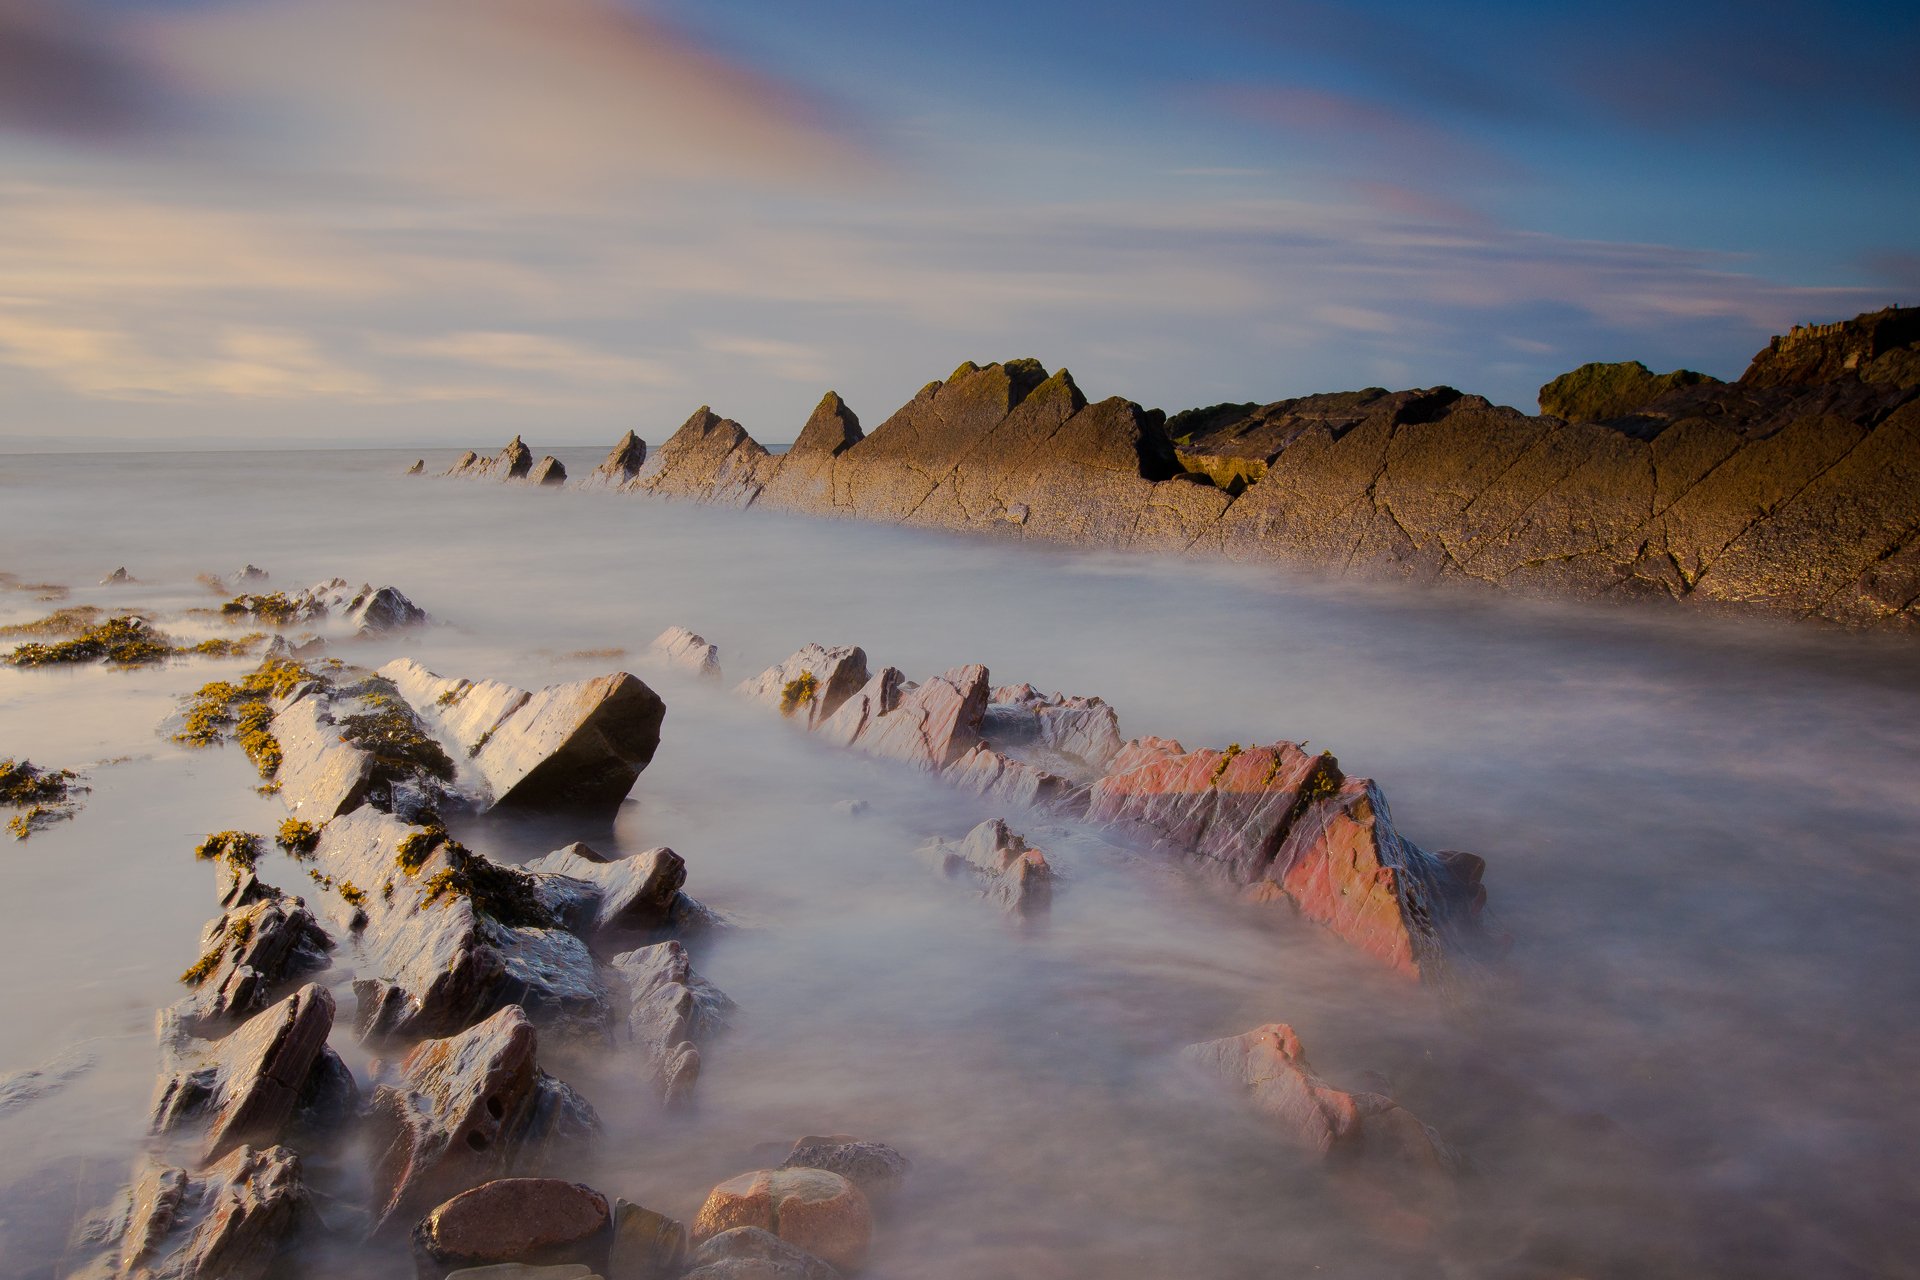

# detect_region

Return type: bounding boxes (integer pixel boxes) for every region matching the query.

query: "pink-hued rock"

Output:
[942,743,1076,811]
[1182,1023,1457,1174]
[650,626,721,679]
[365,1005,600,1234]
[736,645,870,730]
[73,1145,304,1280]
[412,1178,611,1273]
[813,667,905,749]
[981,687,1123,776]
[691,1169,872,1274]
[525,842,716,946]
[917,818,1053,917]
[846,664,988,772]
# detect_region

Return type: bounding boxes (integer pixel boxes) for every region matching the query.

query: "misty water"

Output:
[1,447,1917,1280]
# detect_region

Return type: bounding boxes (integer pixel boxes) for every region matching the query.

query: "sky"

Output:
[0,0,1914,448]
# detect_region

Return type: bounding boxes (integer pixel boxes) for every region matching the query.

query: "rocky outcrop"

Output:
[312,809,608,1039]
[584,430,647,488]
[365,1005,600,1233]
[525,843,718,946]
[1537,361,1719,422]
[529,456,567,486]
[173,872,333,1027]
[735,644,870,731]
[980,684,1122,777]
[72,1144,305,1280]
[649,626,721,679]
[610,939,733,1105]
[447,437,535,481]
[379,659,666,812]
[916,818,1053,917]
[271,674,459,822]
[1182,1023,1456,1174]
[843,664,988,772]
[691,1169,872,1274]
[411,1178,611,1276]
[574,309,1920,630]
[780,1137,910,1202]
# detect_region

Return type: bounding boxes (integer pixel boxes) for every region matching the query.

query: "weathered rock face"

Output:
[736,645,870,731]
[844,664,988,773]
[780,1137,910,1201]
[684,1227,840,1280]
[585,430,648,489]
[1088,739,1497,983]
[1537,361,1720,422]
[755,392,864,512]
[916,818,1053,917]
[691,1169,872,1274]
[408,458,426,475]
[174,872,333,1027]
[313,809,608,1039]
[150,984,342,1163]
[412,1178,611,1276]
[641,407,772,507]
[271,676,458,822]
[1182,1023,1457,1175]
[981,686,1123,777]
[650,626,721,679]
[525,843,717,946]
[610,939,733,1105]
[1741,306,1920,389]
[73,1144,304,1280]
[366,1005,600,1233]
[530,456,567,487]
[380,659,666,812]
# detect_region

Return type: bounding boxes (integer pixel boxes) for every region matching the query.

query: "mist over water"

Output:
[2,447,1917,1279]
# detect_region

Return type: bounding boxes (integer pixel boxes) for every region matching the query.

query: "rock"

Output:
[72,1144,304,1280]
[811,667,904,750]
[831,799,869,818]
[499,437,535,479]
[530,456,567,486]
[649,627,721,679]
[0,1044,94,1118]
[525,843,716,946]
[347,585,429,632]
[447,450,481,476]
[233,564,270,584]
[446,1267,599,1280]
[691,1169,871,1274]
[412,1178,611,1276]
[844,664,988,772]
[271,689,381,819]
[941,743,1075,811]
[313,809,609,1039]
[366,1005,600,1233]
[173,873,333,1027]
[780,1137,910,1201]
[380,659,667,812]
[586,430,648,489]
[1741,305,1920,389]
[736,644,871,730]
[607,1198,686,1280]
[1182,1023,1457,1174]
[1537,360,1719,421]
[682,1227,839,1280]
[150,984,339,1163]
[610,940,733,1105]
[270,676,458,822]
[916,818,1052,917]
[408,459,426,475]
[787,392,864,459]
[100,567,134,585]
[980,687,1122,777]
[640,407,772,507]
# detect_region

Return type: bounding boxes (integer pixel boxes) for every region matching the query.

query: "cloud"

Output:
[1206,83,1519,181]
[0,312,381,401]
[697,334,832,383]
[386,331,675,387]
[0,0,177,142]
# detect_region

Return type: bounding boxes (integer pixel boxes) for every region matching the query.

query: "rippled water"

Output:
[1,447,1917,1279]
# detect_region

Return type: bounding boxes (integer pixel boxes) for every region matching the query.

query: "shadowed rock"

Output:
[530,456,567,486]
[611,939,734,1106]
[691,1169,871,1274]
[780,1136,911,1201]
[585,430,648,488]
[981,684,1123,777]
[1538,361,1720,422]
[736,644,870,731]
[71,1145,304,1280]
[609,1198,688,1280]
[366,1005,600,1235]
[525,843,719,946]
[173,872,333,1028]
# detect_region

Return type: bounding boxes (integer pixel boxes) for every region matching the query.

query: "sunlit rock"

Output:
[736,644,869,731]
[610,939,733,1106]
[691,1169,871,1275]
[71,1144,304,1280]
[412,1178,610,1276]
[649,626,721,679]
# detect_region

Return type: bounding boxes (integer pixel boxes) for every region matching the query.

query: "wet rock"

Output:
[916,818,1053,917]
[380,659,666,812]
[845,664,988,772]
[313,809,608,1039]
[412,1178,610,1276]
[608,1198,686,1280]
[530,456,568,487]
[150,984,339,1162]
[585,430,647,489]
[691,1170,871,1274]
[1182,1023,1457,1174]
[736,645,870,731]
[649,626,721,679]
[72,1144,304,1280]
[780,1137,910,1201]
[271,676,458,822]
[611,940,733,1105]
[683,1227,839,1280]
[525,843,717,946]
[174,872,333,1027]
[271,690,381,819]
[366,1005,600,1234]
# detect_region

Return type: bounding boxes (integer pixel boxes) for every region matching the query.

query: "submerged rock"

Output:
[916,818,1053,917]
[525,843,717,947]
[683,1227,839,1280]
[649,626,721,679]
[610,939,734,1105]
[736,644,869,731]
[366,1005,600,1234]
[73,1144,304,1280]
[691,1169,871,1274]
[101,566,134,585]
[412,1178,610,1276]
[780,1137,911,1201]
[380,659,666,812]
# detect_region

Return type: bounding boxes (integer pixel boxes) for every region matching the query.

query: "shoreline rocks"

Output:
[691,1169,872,1274]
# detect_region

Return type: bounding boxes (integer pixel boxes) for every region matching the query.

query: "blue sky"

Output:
[0,0,1912,446]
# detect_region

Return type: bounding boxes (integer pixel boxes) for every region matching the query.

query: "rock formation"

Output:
[72,1144,305,1280]
[525,842,718,946]
[779,1136,911,1202]
[691,1169,872,1274]
[916,818,1053,917]
[610,939,733,1105]
[411,1178,611,1276]
[173,871,333,1027]
[1537,360,1720,422]
[583,429,647,488]
[649,626,721,679]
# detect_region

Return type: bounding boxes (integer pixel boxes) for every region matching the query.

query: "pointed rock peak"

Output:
[1000,357,1051,406]
[612,429,640,448]
[1025,366,1087,415]
[947,360,982,382]
[790,391,864,457]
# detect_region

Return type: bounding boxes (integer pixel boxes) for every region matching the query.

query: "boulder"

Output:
[649,626,721,679]
[366,1005,601,1233]
[173,872,333,1027]
[610,940,734,1105]
[780,1137,910,1201]
[683,1227,839,1280]
[916,818,1053,917]
[530,456,568,487]
[271,690,380,819]
[735,644,870,730]
[380,659,667,811]
[1182,1023,1457,1174]
[149,984,340,1163]
[608,1198,687,1280]
[347,585,429,632]
[270,676,458,822]
[691,1169,871,1274]
[845,664,988,772]
[313,809,608,1039]
[525,843,717,946]
[586,430,647,488]
[412,1178,610,1276]
[71,1144,304,1280]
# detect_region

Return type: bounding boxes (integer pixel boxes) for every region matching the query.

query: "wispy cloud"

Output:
[386,331,675,387]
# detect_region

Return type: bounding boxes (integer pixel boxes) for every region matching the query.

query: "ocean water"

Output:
[1,447,1917,1279]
